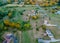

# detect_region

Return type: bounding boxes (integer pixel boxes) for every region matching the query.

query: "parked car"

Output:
[46,29,54,38]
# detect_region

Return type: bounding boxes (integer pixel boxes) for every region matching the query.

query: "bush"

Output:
[20,21,31,31]
[36,27,39,31]
[10,22,15,28]
[41,25,46,31]
[8,12,12,17]
[24,23,30,28]
[32,16,38,20]
[4,19,10,26]
[15,23,20,29]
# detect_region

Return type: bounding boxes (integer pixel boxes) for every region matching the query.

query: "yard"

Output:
[0,5,60,43]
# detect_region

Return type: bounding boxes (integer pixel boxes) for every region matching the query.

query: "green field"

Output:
[21,31,31,43]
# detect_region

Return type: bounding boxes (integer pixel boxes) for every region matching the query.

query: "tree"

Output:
[24,23,30,28]
[20,21,31,31]
[41,25,46,31]
[9,22,15,28]
[32,15,38,20]
[8,12,12,18]
[44,3,49,7]
[15,23,20,29]
[36,27,39,31]
[4,19,10,26]
[4,26,8,30]
[49,2,53,6]
[19,10,25,15]
[30,0,36,5]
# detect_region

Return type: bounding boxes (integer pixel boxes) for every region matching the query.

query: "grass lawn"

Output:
[47,13,60,39]
[21,31,31,43]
